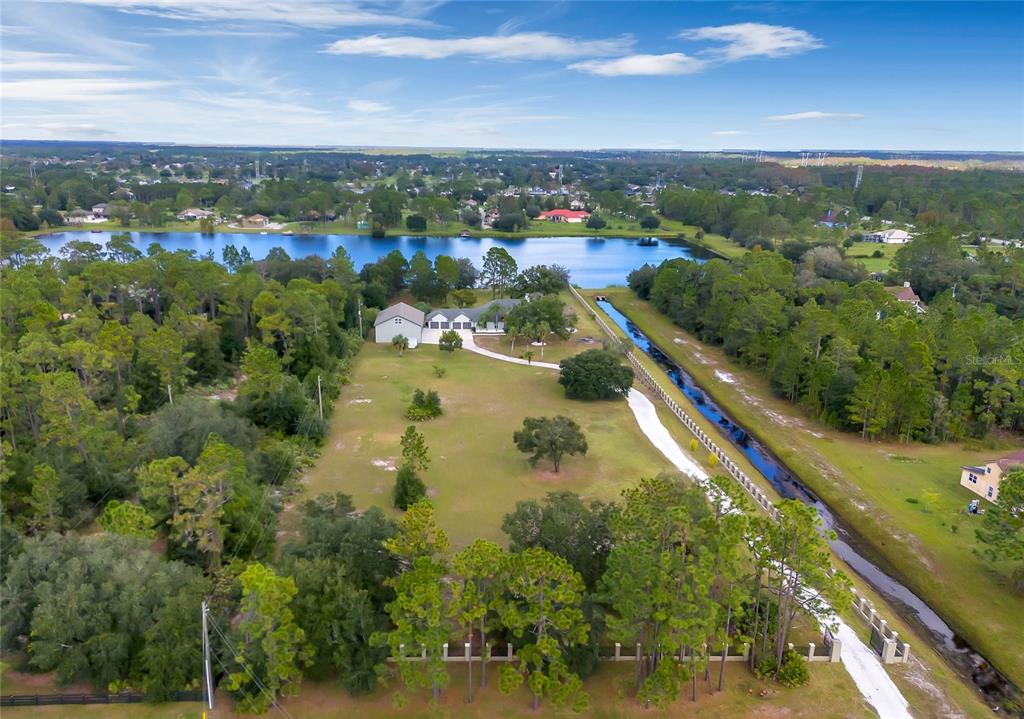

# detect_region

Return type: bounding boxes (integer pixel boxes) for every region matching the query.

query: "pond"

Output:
[39,231,715,288]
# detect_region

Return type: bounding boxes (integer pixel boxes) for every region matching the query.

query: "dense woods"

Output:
[634,233,1024,441]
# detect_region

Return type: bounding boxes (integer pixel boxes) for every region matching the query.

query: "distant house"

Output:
[373,302,425,349]
[91,203,109,218]
[865,229,912,244]
[884,282,928,313]
[241,213,270,228]
[538,209,590,224]
[356,220,370,230]
[65,208,90,225]
[177,208,215,221]
[961,449,1024,502]
[818,209,841,228]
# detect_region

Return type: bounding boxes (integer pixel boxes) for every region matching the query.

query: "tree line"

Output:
[632,235,1024,441]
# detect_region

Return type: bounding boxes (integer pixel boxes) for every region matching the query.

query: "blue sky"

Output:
[1,1,1021,150]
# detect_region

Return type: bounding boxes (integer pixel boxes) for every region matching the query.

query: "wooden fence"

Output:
[389,639,840,665]
[1,690,203,707]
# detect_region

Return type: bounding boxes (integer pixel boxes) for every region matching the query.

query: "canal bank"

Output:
[584,291,1020,714]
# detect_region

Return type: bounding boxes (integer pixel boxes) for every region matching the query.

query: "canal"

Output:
[596,299,1018,710]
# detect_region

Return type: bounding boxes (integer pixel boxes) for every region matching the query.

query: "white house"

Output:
[373,302,425,348]
[864,229,912,244]
[424,299,520,334]
[374,299,522,348]
[177,207,215,221]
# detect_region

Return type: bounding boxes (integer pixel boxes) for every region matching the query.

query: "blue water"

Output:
[596,299,1015,701]
[39,231,713,288]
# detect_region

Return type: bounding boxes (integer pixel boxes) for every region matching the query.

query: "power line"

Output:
[207,614,295,719]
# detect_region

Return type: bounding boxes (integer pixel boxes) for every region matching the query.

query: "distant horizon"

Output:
[4,138,1022,156]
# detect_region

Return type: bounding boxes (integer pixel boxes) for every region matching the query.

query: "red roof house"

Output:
[538,209,590,223]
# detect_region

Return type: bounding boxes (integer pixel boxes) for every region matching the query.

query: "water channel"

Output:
[595,300,1018,710]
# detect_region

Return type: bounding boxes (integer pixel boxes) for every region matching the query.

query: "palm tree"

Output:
[535,321,552,359]
[507,321,524,354]
[392,334,409,356]
[522,349,535,365]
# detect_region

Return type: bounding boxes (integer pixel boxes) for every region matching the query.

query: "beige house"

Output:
[241,213,270,228]
[960,449,1024,502]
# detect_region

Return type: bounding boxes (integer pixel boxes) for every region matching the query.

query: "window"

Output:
[987,467,992,474]
[429,321,439,329]
[968,473,978,483]
[394,318,402,325]
[987,486,994,498]
[440,322,450,329]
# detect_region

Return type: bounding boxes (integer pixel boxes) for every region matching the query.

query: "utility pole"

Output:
[201,600,214,710]
[316,375,324,421]
[167,384,174,405]
[357,296,363,336]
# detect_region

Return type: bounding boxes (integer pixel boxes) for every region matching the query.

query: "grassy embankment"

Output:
[595,287,1024,693]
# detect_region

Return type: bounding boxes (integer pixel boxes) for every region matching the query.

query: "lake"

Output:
[40,231,713,288]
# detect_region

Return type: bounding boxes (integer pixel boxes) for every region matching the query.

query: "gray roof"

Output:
[375,302,425,327]
[427,299,521,322]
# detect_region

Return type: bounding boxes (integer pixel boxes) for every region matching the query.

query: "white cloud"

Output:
[569,53,707,77]
[324,32,633,60]
[1,78,169,102]
[347,98,391,113]
[680,23,823,61]
[28,0,435,28]
[712,130,748,136]
[764,111,864,122]
[0,50,127,74]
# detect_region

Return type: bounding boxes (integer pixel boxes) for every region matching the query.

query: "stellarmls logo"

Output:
[965,355,1018,366]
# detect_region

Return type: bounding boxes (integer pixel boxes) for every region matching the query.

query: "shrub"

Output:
[753,650,809,687]
[777,650,810,687]
[708,454,719,467]
[639,214,661,230]
[406,388,442,421]
[438,329,463,353]
[872,249,884,258]
[586,214,607,230]
[432,364,447,378]
[689,438,698,451]
[392,465,426,510]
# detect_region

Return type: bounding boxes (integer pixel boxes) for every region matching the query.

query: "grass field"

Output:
[595,287,1024,690]
[291,343,677,547]
[2,663,872,719]
[844,241,901,272]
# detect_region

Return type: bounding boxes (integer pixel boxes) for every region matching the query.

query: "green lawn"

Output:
[473,290,610,365]
[595,287,1024,690]
[292,343,676,547]
[844,241,900,272]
